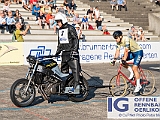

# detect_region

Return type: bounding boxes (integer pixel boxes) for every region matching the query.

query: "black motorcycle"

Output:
[10,55,89,107]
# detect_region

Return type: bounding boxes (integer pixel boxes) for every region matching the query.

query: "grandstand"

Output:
[0,0,159,42]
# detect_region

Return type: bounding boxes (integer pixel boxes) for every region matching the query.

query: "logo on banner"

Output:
[108,98,129,112]
[107,97,160,119]
[29,46,52,57]
[0,45,18,57]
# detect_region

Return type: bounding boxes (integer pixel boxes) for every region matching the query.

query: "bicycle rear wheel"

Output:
[140,70,155,96]
[109,75,127,97]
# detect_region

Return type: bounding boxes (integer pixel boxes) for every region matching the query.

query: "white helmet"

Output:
[55,12,68,24]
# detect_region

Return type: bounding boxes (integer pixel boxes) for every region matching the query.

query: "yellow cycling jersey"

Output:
[116,36,142,52]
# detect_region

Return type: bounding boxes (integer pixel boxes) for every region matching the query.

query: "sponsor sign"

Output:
[0,43,24,65]
[107,97,160,119]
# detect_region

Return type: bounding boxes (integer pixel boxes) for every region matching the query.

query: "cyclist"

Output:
[111,30,143,93]
[54,12,80,93]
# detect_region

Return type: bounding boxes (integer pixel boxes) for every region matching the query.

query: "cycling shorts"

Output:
[126,50,143,66]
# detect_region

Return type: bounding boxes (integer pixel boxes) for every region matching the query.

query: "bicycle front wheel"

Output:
[140,70,155,96]
[109,75,127,97]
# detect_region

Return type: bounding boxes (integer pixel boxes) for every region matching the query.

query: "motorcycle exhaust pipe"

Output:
[38,85,48,100]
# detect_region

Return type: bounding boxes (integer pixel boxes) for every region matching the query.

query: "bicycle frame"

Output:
[116,61,148,87]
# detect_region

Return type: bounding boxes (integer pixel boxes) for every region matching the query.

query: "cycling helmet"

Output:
[113,30,123,39]
[55,12,68,24]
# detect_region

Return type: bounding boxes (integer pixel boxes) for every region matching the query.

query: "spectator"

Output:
[81,14,89,30]
[93,6,100,21]
[110,0,118,11]
[69,0,77,15]
[121,0,127,11]
[75,24,85,42]
[136,27,146,41]
[32,3,40,17]
[48,0,57,11]
[86,7,93,21]
[49,15,57,34]
[0,10,7,33]
[127,26,138,40]
[6,10,16,33]
[30,0,38,11]
[2,1,10,13]
[95,17,108,34]
[117,0,123,11]
[56,4,66,14]
[35,11,47,29]
[14,13,25,30]
[72,13,81,26]
[14,22,30,42]
[63,0,71,17]
[155,0,160,6]
[45,11,53,29]
[22,0,30,11]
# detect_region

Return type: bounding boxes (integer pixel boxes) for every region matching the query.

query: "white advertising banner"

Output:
[107,97,160,119]
[23,42,160,65]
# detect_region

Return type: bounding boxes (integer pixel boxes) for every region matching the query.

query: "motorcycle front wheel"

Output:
[68,76,89,102]
[10,79,36,107]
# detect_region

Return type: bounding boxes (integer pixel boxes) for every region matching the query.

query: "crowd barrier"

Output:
[0,42,159,65]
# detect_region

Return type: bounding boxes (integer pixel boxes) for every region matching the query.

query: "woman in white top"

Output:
[93,6,100,21]
[136,27,145,41]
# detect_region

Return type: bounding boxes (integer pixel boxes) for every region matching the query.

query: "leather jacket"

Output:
[56,23,79,54]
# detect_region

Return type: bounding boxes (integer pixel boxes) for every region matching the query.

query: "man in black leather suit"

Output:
[54,12,80,93]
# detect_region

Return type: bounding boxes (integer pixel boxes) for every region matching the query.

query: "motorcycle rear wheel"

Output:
[10,79,36,107]
[68,76,89,102]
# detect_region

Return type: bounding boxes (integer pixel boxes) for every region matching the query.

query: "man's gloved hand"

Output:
[54,51,61,57]
[121,60,126,65]
[70,51,79,59]
[110,61,116,66]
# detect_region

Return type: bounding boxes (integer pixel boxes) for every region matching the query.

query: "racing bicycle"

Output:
[109,58,155,97]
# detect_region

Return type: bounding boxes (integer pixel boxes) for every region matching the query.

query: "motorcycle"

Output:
[10,55,89,107]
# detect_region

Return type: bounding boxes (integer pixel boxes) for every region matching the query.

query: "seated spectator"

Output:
[95,17,109,35]
[22,0,30,11]
[35,11,47,29]
[136,27,146,41]
[155,0,160,6]
[13,9,19,17]
[48,0,57,11]
[121,0,127,11]
[49,15,57,34]
[0,10,7,33]
[56,4,66,14]
[6,10,16,33]
[86,7,93,21]
[32,3,40,17]
[117,0,123,11]
[93,6,100,21]
[75,24,85,42]
[110,0,118,11]
[72,13,81,26]
[69,0,77,16]
[127,26,138,40]
[14,22,30,42]
[81,14,89,30]
[30,0,38,11]
[45,11,53,29]
[2,1,10,13]
[14,13,25,30]
[40,4,46,14]
[63,0,71,17]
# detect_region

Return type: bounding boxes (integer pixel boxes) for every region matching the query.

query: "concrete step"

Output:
[24,19,130,26]
[26,24,133,30]
[0,32,158,41]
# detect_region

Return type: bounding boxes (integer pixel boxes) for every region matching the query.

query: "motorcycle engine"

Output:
[43,77,60,95]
